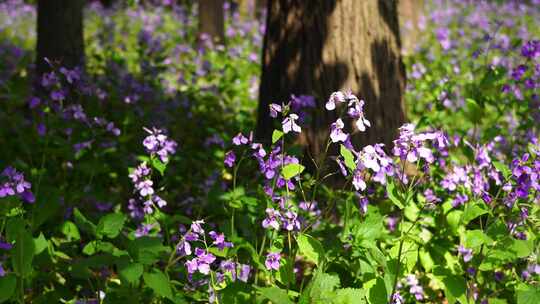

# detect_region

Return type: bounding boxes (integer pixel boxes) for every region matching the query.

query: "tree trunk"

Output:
[198,0,225,44]
[399,0,425,55]
[257,0,406,160]
[36,0,85,75]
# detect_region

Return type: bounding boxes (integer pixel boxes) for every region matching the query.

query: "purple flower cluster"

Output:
[0,166,34,203]
[261,204,300,232]
[392,124,448,164]
[336,144,394,192]
[128,161,167,225]
[325,90,370,132]
[143,127,178,163]
[405,275,425,301]
[127,128,176,232]
[180,220,249,284]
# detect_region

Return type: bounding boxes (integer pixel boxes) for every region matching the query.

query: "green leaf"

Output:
[151,156,167,176]
[128,237,168,265]
[464,229,493,249]
[340,145,356,171]
[82,241,124,256]
[386,180,404,209]
[12,228,35,277]
[281,163,305,180]
[34,233,48,255]
[73,208,96,236]
[221,282,253,304]
[419,248,434,271]
[510,239,534,258]
[96,213,126,239]
[61,221,81,241]
[276,257,294,285]
[297,234,325,267]
[492,161,511,179]
[256,286,293,304]
[119,262,143,285]
[368,277,387,304]
[0,274,16,303]
[272,129,284,144]
[434,268,468,304]
[5,217,25,243]
[516,284,540,304]
[334,288,366,304]
[299,270,340,303]
[461,201,488,225]
[143,270,173,299]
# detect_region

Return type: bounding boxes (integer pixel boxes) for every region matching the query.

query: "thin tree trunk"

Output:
[257,0,406,160]
[198,0,225,44]
[36,0,85,75]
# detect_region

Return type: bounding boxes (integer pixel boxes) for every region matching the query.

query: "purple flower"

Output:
[436,27,451,50]
[511,65,527,81]
[386,216,399,232]
[269,103,282,118]
[224,150,236,168]
[142,127,178,162]
[391,292,404,304]
[137,180,154,197]
[232,133,249,146]
[282,114,301,134]
[325,91,346,111]
[423,189,441,204]
[238,264,251,282]
[452,193,469,208]
[28,96,41,109]
[352,171,367,191]
[330,119,348,143]
[194,248,216,275]
[281,209,300,231]
[50,90,65,101]
[521,40,540,59]
[458,245,473,262]
[134,223,155,238]
[357,195,369,214]
[0,167,34,203]
[177,239,192,256]
[0,241,12,250]
[262,208,281,230]
[208,231,233,250]
[265,252,281,271]
[191,220,205,235]
[220,260,237,280]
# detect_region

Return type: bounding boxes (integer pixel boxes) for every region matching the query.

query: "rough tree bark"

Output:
[198,0,225,43]
[257,0,406,160]
[36,0,85,75]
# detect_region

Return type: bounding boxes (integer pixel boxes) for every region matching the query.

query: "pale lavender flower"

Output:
[282,114,301,134]
[330,119,348,143]
[265,252,281,271]
[269,103,282,118]
[458,245,473,262]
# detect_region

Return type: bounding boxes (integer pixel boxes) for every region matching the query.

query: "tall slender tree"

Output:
[198,0,225,43]
[36,0,85,75]
[257,0,406,161]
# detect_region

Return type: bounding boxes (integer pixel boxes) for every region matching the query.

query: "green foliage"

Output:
[297,234,326,267]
